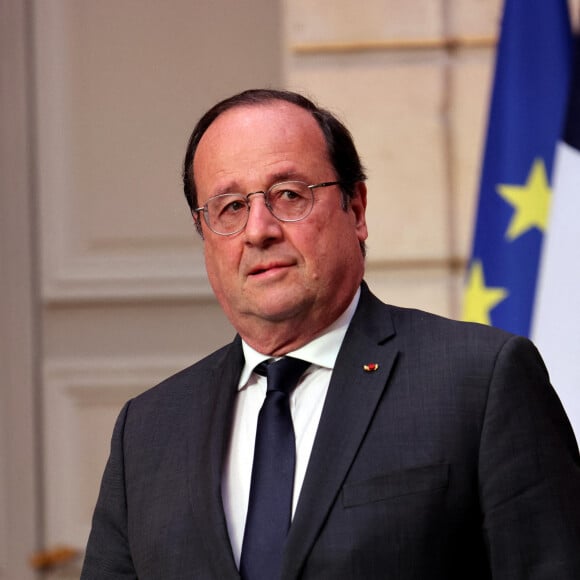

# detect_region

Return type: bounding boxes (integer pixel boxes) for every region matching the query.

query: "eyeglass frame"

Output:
[192,180,342,237]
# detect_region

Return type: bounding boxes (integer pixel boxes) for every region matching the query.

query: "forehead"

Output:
[193,101,331,190]
[203,100,324,144]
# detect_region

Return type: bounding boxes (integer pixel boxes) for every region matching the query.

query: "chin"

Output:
[251,296,310,323]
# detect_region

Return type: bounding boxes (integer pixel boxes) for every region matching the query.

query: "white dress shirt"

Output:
[221,289,360,566]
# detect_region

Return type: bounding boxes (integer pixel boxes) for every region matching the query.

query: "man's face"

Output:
[192,101,368,353]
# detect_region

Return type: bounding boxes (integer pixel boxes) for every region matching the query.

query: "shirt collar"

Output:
[238,287,361,389]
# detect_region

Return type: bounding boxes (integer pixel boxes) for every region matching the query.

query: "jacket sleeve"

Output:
[479,335,580,578]
[81,401,138,579]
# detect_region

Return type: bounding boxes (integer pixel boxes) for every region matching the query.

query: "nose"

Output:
[244,193,283,245]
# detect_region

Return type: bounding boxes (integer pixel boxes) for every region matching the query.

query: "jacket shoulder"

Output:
[129,337,242,408]
[390,304,514,342]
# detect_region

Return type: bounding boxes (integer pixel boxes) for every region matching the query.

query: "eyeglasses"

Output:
[193,180,341,236]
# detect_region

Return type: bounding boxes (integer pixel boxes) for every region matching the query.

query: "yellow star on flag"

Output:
[462,260,508,325]
[496,158,552,240]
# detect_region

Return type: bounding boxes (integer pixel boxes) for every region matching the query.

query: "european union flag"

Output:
[463,0,573,336]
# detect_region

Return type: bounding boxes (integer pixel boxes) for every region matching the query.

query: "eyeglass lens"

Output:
[206,181,313,234]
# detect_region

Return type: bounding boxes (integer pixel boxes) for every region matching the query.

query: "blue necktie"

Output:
[240,357,310,580]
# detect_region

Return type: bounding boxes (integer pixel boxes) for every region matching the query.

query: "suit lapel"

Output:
[282,285,399,579]
[187,337,244,578]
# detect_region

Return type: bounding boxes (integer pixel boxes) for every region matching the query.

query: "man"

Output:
[82,89,580,579]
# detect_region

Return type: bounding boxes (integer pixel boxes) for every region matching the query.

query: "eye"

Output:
[212,195,247,217]
[223,199,246,213]
[271,184,308,203]
[279,189,301,200]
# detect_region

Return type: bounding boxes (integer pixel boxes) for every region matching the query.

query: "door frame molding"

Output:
[0,0,41,578]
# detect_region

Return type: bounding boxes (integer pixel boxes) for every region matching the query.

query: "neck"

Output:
[235,288,361,356]
[238,318,329,357]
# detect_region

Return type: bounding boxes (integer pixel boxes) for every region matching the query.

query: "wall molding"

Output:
[42,356,195,549]
[291,35,496,55]
[41,252,213,303]
[33,1,212,303]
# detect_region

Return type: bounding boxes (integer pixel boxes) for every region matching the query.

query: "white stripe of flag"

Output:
[532,115,580,443]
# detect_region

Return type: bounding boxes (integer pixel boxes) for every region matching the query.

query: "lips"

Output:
[247,261,293,276]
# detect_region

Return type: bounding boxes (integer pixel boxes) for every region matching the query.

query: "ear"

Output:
[350,181,368,242]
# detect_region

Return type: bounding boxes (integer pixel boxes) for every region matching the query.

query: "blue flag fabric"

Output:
[463,0,572,336]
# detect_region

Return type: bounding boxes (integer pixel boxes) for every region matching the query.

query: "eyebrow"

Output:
[270,170,302,183]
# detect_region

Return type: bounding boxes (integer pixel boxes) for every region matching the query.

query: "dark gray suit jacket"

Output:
[82,283,580,579]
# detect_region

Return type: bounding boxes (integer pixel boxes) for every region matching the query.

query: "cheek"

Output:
[296,232,340,283]
[308,223,363,278]
[204,243,235,288]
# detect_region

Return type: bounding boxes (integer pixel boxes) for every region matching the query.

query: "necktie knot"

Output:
[255,357,311,395]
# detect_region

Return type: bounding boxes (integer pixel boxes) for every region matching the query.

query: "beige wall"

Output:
[284,0,580,317]
[284,0,503,318]
[2,0,579,578]
[35,1,281,574]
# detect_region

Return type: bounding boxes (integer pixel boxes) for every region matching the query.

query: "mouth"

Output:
[248,262,293,277]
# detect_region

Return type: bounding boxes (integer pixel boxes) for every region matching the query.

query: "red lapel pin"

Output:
[363,363,379,372]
